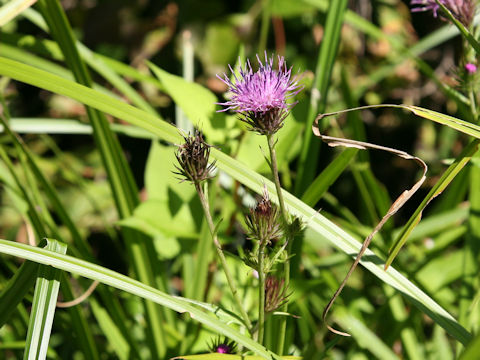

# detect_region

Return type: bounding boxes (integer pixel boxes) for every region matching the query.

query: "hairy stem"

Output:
[267,134,290,354]
[258,242,266,345]
[267,135,289,224]
[195,182,253,332]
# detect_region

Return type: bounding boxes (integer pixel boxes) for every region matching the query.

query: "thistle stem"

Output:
[266,134,290,354]
[258,242,267,345]
[267,135,289,224]
[195,182,253,332]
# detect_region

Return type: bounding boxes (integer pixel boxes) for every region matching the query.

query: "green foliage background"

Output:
[0,0,479,359]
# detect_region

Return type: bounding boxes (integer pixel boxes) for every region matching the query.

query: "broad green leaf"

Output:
[0,239,282,360]
[148,61,217,127]
[118,215,182,259]
[145,142,195,201]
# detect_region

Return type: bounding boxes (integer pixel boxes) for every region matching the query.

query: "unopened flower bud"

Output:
[245,187,282,245]
[174,130,215,183]
[209,337,237,354]
[264,276,290,313]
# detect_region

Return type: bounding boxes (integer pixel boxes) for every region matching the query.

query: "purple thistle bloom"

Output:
[216,344,230,354]
[465,63,477,74]
[410,0,475,26]
[410,0,443,17]
[217,53,303,136]
[208,337,237,354]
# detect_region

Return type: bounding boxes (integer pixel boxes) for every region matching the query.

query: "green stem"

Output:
[258,242,266,345]
[266,134,290,354]
[195,182,253,332]
[267,135,289,224]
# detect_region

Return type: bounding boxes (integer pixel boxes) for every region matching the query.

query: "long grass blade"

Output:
[34,1,168,356]
[0,0,36,26]
[295,0,348,195]
[0,239,283,360]
[23,239,66,360]
[0,259,38,327]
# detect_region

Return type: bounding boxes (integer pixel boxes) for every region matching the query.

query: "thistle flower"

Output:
[209,337,237,354]
[410,0,475,26]
[465,62,477,74]
[264,276,290,313]
[245,186,283,245]
[174,130,215,184]
[217,53,302,136]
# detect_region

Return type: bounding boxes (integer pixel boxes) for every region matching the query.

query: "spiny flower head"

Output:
[264,276,290,313]
[209,337,237,354]
[217,53,303,135]
[465,62,477,74]
[410,0,476,26]
[245,186,283,245]
[174,130,215,183]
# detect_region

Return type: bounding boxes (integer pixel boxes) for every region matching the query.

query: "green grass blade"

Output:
[5,118,157,138]
[459,331,480,359]
[334,308,399,360]
[0,0,35,26]
[23,239,67,360]
[386,140,479,269]
[19,6,157,114]
[301,148,357,206]
[295,0,348,195]
[0,239,282,360]
[34,1,168,356]
[89,298,131,360]
[0,57,472,344]
[0,259,38,327]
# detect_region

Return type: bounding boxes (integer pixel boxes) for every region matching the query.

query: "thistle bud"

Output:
[264,276,290,313]
[245,187,282,245]
[174,130,215,184]
[209,337,237,354]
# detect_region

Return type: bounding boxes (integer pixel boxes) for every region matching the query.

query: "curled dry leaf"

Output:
[312,112,427,337]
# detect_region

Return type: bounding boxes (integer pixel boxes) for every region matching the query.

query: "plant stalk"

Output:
[257,242,266,345]
[267,134,290,354]
[195,181,253,332]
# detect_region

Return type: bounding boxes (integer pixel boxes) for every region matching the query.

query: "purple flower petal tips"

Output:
[208,337,237,354]
[216,53,303,136]
[410,0,442,17]
[410,0,476,26]
[465,63,477,74]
